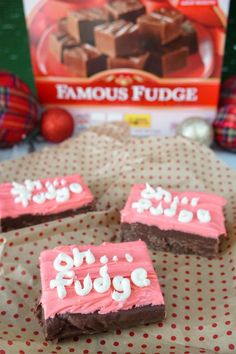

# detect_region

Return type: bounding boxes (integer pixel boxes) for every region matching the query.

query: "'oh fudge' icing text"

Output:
[11,178,83,207]
[133,183,209,224]
[121,183,227,238]
[50,248,149,302]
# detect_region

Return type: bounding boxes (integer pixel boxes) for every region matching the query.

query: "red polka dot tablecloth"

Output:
[0,122,235,354]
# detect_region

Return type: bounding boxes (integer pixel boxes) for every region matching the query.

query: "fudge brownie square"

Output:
[36,240,165,341]
[49,31,78,63]
[0,174,95,232]
[94,20,141,58]
[105,0,146,23]
[138,8,184,46]
[120,183,227,257]
[145,43,189,77]
[64,44,107,77]
[107,52,150,70]
[67,8,108,44]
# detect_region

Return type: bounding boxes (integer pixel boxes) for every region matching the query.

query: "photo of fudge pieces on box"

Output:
[49,0,198,78]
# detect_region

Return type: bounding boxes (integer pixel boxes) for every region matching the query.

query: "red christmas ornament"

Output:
[213,105,236,151]
[40,108,74,143]
[0,71,39,148]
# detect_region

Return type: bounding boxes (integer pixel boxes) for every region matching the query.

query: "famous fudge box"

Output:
[23,0,230,136]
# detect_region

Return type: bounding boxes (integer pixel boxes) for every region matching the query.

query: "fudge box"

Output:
[23,0,230,136]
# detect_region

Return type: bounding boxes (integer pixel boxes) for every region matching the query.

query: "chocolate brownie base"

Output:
[36,302,165,341]
[1,203,95,232]
[121,222,223,258]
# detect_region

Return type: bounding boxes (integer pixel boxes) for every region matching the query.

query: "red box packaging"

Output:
[23,0,230,136]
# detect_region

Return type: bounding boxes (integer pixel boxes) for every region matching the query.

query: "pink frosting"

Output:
[39,240,164,319]
[121,184,227,238]
[0,174,94,219]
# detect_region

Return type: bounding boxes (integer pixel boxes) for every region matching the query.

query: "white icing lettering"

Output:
[50,270,74,299]
[32,193,46,204]
[141,183,156,199]
[155,187,164,201]
[93,265,111,293]
[74,274,92,296]
[53,253,74,272]
[197,209,211,223]
[72,248,95,267]
[178,209,193,223]
[86,249,96,264]
[181,197,189,205]
[191,197,199,207]
[56,187,70,203]
[112,255,118,262]
[131,268,150,287]
[112,276,131,302]
[35,180,42,190]
[100,255,108,264]
[45,189,56,200]
[11,177,85,207]
[69,183,83,194]
[24,179,35,192]
[132,198,152,213]
[45,181,51,188]
[163,190,172,203]
[164,207,176,217]
[53,179,59,187]
[173,196,179,204]
[11,188,21,196]
[12,181,23,189]
[125,253,133,263]
[61,179,66,186]
[150,202,163,216]
[13,185,31,207]
[50,252,154,300]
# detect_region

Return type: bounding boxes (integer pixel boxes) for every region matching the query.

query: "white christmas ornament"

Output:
[176,117,214,147]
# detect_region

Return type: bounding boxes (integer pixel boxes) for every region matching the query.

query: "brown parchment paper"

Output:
[0,122,235,354]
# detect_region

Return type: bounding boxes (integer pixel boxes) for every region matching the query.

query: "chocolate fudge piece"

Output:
[105,0,146,23]
[160,20,198,57]
[49,31,78,63]
[58,17,68,33]
[67,8,107,44]
[120,184,227,257]
[36,240,165,341]
[0,174,95,232]
[121,223,225,258]
[138,8,184,46]
[145,43,189,77]
[37,303,165,342]
[108,52,149,70]
[64,44,107,77]
[180,20,198,54]
[95,20,141,57]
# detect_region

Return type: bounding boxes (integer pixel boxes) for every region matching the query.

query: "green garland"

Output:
[222,0,236,81]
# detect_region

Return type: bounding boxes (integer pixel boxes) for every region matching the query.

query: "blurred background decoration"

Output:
[0,1,235,158]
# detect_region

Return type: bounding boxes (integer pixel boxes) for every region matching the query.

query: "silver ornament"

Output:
[176,117,214,147]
